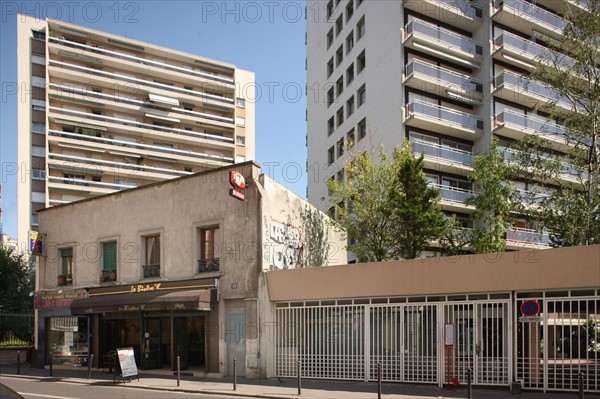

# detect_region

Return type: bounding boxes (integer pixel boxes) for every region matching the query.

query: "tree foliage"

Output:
[0,246,33,313]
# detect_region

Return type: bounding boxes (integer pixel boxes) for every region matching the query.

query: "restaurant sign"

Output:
[35,292,87,309]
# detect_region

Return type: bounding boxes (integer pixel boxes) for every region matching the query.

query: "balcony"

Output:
[506,227,552,249]
[404,60,483,105]
[492,31,576,71]
[410,138,473,176]
[197,258,220,273]
[142,264,160,278]
[402,0,482,32]
[404,100,484,140]
[48,176,139,195]
[429,183,476,213]
[100,269,117,283]
[492,0,567,40]
[493,70,572,113]
[402,19,482,68]
[493,110,569,151]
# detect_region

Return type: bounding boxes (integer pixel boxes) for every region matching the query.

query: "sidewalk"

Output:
[1,365,597,399]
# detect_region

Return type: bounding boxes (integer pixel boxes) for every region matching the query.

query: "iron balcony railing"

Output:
[197,258,220,273]
[142,264,160,278]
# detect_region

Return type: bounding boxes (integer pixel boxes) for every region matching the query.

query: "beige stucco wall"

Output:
[267,245,600,301]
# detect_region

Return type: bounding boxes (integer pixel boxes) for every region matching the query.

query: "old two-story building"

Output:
[35,161,346,377]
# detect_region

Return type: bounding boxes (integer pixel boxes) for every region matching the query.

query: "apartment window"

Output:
[59,248,73,286]
[327,87,334,107]
[346,63,355,85]
[337,106,344,127]
[327,28,334,49]
[336,76,344,98]
[32,30,46,40]
[337,169,345,183]
[236,136,246,145]
[143,235,160,278]
[32,169,46,180]
[358,118,367,140]
[328,146,335,165]
[198,226,220,273]
[346,32,354,54]
[354,86,365,109]
[31,191,45,203]
[63,173,87,186]
[337,138,345,157]
[31,214,39,226]
[31,53,45,65]
[336,45,344,66]
[346,1,354,20]
[347,96,355,117]
[328,117,335,136]
[236,117,246,127]
[32,145,45,157]
[235,97,246,107]
[357,50,366,74]
[357,17,365,40]
[336,15,343,36]
[32,100,46,111]
[32,122,45,134]
[327,57,334,77]
[326,0,333,19]
[347,129,355,149]
[101,241,117,282]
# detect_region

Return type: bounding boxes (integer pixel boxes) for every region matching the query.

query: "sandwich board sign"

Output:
[116,347,139,382]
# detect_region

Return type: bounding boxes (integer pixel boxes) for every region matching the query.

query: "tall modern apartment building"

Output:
[307,0,584,251]
[17,16,255,248]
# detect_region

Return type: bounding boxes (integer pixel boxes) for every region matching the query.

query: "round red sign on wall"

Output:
[229,170,246,190]
[520,300,540,317]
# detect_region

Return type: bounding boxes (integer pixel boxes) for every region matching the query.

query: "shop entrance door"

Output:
[173,317,189,370]
[143,318,162,369]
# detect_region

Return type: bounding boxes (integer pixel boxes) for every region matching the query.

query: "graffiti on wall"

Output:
[266,217,303,269]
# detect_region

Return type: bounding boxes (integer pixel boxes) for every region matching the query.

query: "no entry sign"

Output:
[520,300,540,317]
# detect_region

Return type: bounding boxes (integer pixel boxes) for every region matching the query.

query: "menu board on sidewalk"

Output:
[116,347,138,379]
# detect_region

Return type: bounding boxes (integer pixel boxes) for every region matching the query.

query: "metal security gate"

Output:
[443,301,510,387]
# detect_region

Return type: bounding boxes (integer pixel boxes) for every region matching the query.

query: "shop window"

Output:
[198,226,220,273]
[101,241,117,282]
[58,248,73,286]
[48,316,88,365]
[143,235,160,278]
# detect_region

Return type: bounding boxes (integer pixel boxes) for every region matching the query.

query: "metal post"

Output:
[17,351,21,375]
[233,358,237,391]
[377,363,382,399]
[579,372,585,399]
[177,356,181,387]
[49,353,53,376]
[87,353,94,379]
[297,361,302,396]
[467,367,472,399]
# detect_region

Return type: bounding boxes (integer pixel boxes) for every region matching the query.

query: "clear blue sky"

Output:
[0,1,308,239]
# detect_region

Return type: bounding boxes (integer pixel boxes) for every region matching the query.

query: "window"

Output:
[347,96,355,117]
[346,63,355,85]
[328,117,335,136]
[32,53,45,65]
[143,235,160,278]
[327,58,334,77]
[358,118,367,140]
[32,145,45,157]
[358,85,366,107]
[336,15,343,36]
[235,97,246,107]
[236,117,246,127]
[357,50,366,74]
[328,146,335,165]
[32,30,46,40]
[236,136,246,145]
[63,173,87,186]
[31,214,39,226]
[346,32,354,54]
[326,0,333,19]
[101,241,117,282]
[59,248,73,285]
[199,226,220,273]
[31,191,45,203]
[337,169,345,182]
[336,45,344,66]
[357,17,365,40]
[32,122,45,133]
[346,1,354,20]
[32,100,46,111]
[347,129,355,149]
[336,76,344,98]
[327,28,334,49]
[337,138,345,157]
[337,107,344,127]
[32,169,45,180]
[327,87,334,107]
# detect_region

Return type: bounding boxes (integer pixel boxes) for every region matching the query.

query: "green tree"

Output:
[467,139,519,253]
[438,215,472,257]
[0,246,33,313]
[517,0,600,246]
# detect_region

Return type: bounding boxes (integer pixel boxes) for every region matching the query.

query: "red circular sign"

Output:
[520,300,540,317]
[229,170,246,190]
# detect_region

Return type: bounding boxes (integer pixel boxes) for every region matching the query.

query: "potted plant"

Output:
[57,275,66,285]
[65,273,73,284]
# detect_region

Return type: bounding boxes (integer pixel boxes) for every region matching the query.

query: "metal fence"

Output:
[0,314,34,347]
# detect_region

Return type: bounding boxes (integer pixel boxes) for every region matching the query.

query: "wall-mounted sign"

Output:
[520,300,540,317]
[29,231,43,254]
[35,292,87,309]
[229,170,246,190]
[229,188,245,201]
[444,323,455,347]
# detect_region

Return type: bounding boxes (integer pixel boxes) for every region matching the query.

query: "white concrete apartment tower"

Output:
[16,15,255,248]
[306,0,584,251]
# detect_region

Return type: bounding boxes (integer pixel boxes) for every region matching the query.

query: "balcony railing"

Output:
[48,176,138,191]
[498,146,588,180]
[49,35,235,86]
[100,269,117,282]
[410,138,474,167]
[430,183,474,203]
[405,60,483,94]
[494,0,567,33]
[404,19,483,56]
[437,0,483,18]
[142,264,160,278]
[197,258,220,273]
[506,227,551,246]
[495,110,567,142]
[406,100,484,131]
[495,71,572,109]
[494,31,576,69]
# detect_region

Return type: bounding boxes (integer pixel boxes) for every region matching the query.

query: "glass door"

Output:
[173,317,189,370]
[143,318,161,369]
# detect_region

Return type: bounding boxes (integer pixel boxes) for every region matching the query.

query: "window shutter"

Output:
[102,242,117,270]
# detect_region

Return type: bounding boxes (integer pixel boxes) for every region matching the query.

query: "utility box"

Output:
[511,381,523,394]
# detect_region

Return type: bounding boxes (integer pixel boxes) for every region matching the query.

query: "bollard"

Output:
[177,356,181,387]
[49,353,53,376]
[233,358,237,391]
[297,361,302,396]
[87,354,94,380]
[377,363,382,399]
[467,367,473,399]
[579,372,585,399]
[17,351,21,375]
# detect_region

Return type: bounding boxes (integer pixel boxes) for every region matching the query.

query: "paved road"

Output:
[1,376,245,399]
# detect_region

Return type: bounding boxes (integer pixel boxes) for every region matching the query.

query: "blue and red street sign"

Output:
[520,300,540,317]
